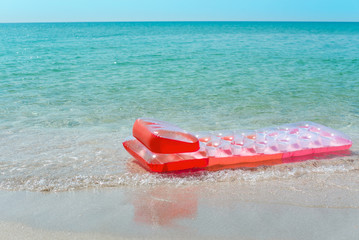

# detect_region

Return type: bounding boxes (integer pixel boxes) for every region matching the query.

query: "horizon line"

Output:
[1,20,359,24]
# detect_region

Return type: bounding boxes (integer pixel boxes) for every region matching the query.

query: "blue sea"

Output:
[1,22,359,191]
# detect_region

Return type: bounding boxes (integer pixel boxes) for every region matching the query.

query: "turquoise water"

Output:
[1,22,359,191]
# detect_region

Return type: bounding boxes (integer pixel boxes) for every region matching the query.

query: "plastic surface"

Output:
[123,119,352,172]
[132,118,200,154]
[123,136,208,172]
[196,121,352,167]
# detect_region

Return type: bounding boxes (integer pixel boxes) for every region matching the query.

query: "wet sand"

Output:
[1,169,359,240]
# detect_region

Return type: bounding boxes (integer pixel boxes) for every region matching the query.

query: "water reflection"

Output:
[131,186,198,226]
[127,150,352,225]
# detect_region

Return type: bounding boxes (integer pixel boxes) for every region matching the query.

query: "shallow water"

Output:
[1,182,359,239]
[0,22,359,191]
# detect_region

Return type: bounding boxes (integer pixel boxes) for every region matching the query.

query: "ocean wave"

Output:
[1,156,358,192]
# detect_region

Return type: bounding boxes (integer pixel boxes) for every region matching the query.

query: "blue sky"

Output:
[1,0,358,23]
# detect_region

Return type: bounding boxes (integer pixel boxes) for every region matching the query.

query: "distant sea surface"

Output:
[1,22,359,191]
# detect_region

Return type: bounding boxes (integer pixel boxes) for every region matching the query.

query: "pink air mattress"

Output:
[123,119,352,172]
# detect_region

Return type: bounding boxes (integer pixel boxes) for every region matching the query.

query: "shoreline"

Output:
[1,171,359,240]
[0,221,129,240]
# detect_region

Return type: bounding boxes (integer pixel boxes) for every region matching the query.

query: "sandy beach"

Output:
[1,166,359,240]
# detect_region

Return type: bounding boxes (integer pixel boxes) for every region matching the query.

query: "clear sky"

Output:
[1,0,358,23]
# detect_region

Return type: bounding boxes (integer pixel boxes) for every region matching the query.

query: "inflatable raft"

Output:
[123,119,352,172]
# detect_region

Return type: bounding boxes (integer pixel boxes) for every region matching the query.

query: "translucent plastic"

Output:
[123,136,208,172]
[196,121,352,167]
[132,118,200,154]
[123,120,352,172]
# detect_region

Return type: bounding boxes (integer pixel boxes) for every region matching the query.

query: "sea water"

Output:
[0,22,359,191]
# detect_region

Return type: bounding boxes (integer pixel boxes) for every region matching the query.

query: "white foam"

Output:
[1,128,358,192]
